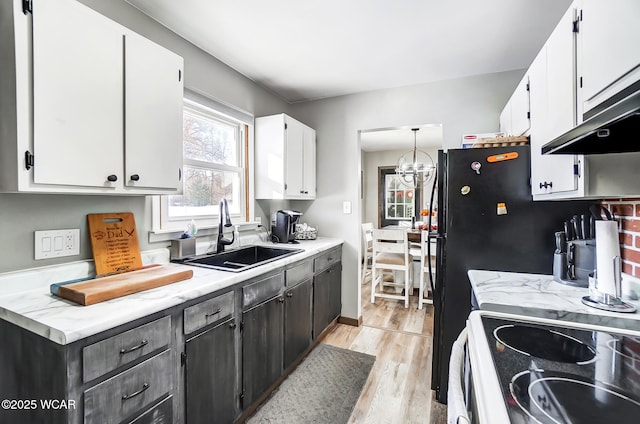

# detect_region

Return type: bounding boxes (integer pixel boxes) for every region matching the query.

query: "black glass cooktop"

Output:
[482,317,640,424]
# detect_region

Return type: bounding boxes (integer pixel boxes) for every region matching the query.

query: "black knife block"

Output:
[553,239,595,288]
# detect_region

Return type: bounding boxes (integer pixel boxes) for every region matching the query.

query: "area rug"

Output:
[247,343,376,424]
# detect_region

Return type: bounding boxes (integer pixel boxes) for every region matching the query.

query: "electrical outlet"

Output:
[35,229,80,260]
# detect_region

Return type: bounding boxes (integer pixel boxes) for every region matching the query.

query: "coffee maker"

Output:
[272,210,302,243]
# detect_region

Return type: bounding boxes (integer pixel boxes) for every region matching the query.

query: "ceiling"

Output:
[125,0,572,103]
[360,125,443,152]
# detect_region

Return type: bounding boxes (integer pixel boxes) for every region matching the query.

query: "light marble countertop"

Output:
[0,238,342,345]
[468,269,640,331]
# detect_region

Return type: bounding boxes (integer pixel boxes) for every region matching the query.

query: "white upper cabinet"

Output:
[545,7,578,142]
[32,0,123,188]
[301,125,316,198]
[517,0,640,200]
[255,114,316,200]
[577,0,640,116]
[528,11,583,199]
[499,74,530,136]
[124,32,184,191]
[510,75,531,136]
[0,0,184,194]
[283,117,305,197]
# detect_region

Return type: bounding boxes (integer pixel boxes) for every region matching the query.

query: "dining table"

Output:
[382,225,436,243]
[381,225,437,289]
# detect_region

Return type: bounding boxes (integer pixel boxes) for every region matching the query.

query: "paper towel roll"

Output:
[595,220,620,295]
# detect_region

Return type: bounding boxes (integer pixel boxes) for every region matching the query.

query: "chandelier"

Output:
[395,128,436,188]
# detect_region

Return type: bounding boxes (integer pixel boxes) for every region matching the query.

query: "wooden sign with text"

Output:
[87,212,143,275]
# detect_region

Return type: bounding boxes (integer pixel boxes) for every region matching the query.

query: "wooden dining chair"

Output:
[361,222,374,285]
[418,229,437,309]
[370,228,413,308]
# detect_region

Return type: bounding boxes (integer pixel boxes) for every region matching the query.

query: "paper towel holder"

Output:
[581,256,636,313]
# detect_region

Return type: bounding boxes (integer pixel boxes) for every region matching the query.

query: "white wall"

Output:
[290,69,523,320]
[362,147,439,227]
[0,0,290,273]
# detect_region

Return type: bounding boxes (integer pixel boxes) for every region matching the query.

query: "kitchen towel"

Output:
[595,220,620,295]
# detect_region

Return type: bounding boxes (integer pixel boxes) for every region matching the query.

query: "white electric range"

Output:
[449,310,640,424]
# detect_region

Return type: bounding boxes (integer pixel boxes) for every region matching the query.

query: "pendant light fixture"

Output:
[395,128,436,188]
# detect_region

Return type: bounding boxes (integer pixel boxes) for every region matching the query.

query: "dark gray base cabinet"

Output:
[185,318,238,424]
[313,261,342,339]
[283,278,313,370]
[0,244,342,424]
[241,295,284,408]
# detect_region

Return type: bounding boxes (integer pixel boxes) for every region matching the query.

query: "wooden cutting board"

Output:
[87,213,142,275]
[53,266,193,306]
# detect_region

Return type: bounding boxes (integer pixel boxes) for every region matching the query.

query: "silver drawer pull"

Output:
[205,308,222,318]
[121,383,150,400]
[120,339,148,354]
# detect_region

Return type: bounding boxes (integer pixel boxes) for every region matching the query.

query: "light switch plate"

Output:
[35,229,80,260]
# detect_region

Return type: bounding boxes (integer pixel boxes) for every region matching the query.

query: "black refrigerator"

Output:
[430,145,592,403]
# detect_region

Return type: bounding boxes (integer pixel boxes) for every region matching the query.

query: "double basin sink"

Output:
[178,245,303,272]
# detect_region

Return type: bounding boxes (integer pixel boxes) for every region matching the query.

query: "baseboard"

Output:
[337,315,362,327]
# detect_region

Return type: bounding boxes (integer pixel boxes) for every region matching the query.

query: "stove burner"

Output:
[606,336,640,361]
[511,370,640,424]
[494,325,596,363]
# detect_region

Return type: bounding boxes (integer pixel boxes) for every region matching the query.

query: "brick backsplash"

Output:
[602,198,640,278]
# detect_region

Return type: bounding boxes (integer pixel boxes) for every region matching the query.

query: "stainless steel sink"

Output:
[179,245,303,272]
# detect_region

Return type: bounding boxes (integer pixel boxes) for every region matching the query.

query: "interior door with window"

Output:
[378,166,421,228]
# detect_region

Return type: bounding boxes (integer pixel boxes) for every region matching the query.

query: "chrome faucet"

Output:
[216,198,235,253]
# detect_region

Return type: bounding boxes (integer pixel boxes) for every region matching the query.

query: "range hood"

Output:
[542,81,640,155]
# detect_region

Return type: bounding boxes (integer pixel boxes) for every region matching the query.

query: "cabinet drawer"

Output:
[286,260,313,287]
[243,272,284,309]
[314,247,342,273]
[184,291,235,335]
[83,316,171,383]
[126,395,172,424]
[84,349,172,424]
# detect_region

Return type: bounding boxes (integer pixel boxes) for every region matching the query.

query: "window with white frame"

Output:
[157,97,248,232]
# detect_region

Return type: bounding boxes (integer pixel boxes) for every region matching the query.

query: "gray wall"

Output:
[290,69,523,320]
[0,0,290,273]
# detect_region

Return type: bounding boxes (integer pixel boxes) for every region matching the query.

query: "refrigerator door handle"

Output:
[427,233,435,292]
[426,169,438,292]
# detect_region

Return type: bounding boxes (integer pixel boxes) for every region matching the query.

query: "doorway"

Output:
[377,166,422,228]
[358,124,442,316]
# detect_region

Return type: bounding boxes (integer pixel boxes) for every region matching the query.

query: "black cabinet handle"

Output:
[539,181,553,189]
[130,174,140,181]
[121,383,150,400]
[205,308,222,318]
[107,174,118,182]
[120,339,148,354]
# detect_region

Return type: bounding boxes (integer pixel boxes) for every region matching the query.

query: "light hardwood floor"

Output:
[320,274,447,424]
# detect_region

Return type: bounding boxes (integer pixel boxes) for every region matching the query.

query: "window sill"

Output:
[149,221,263,243]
